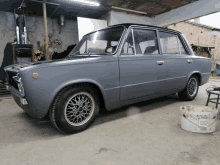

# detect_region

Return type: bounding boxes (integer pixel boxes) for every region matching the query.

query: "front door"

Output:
[119,28,167,101]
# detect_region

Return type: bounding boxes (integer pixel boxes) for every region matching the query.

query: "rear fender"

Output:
[187,71,202,85]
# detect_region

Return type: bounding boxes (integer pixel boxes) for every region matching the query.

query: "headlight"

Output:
[12,73,25,97]
[17,82,25,97]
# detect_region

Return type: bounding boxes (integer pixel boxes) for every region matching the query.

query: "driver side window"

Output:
[121,31,135,55]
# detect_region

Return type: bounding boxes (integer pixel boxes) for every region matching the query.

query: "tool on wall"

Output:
[14,8,28,44]
[12,5,35,64]
[34,36,62,62]
[14,0,29,44]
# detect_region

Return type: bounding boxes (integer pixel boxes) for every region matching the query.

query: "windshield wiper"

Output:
[68,51,80,57]
[68,53,92,58]
[83,52,91,56]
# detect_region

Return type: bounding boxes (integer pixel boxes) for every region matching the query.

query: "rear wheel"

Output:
[49,86,100,134]
[178,75,199,101]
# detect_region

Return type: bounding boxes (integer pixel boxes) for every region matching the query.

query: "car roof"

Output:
[109,23,181,33]
[85,23,181,36]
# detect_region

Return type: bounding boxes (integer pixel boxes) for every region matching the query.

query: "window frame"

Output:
[132,28,136,55]
[119,28,136,55]
[119,26,162,56]
[158,30,191,55]
[118,26,192,57]
[177,35,189,55]
[69,25,126,57]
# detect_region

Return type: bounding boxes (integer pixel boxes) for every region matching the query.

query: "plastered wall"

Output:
[0,11,79,66]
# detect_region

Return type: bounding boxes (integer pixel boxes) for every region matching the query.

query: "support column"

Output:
[43,1,50,60]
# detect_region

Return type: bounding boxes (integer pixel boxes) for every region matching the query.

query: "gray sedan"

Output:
[4,24,211,134]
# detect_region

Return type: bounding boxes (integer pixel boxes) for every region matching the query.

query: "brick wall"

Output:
[168,22,220,70]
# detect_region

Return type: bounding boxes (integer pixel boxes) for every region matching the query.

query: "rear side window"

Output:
[159,32,179,54]
[159,32,187,55]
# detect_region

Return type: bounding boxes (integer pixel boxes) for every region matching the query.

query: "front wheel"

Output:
[178,75,199,101]
[49,86,100,134]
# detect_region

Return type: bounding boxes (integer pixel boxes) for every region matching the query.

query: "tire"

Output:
[49,86,100,134]
[178,75,199,101]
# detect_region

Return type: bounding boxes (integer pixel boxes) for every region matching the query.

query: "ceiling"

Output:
[0,0,199,20]
[103,0,199,17]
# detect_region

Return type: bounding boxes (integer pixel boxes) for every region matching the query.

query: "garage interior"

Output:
[1,0,220,164]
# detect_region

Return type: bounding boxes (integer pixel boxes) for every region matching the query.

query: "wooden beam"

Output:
[184,0,198,3]
[43,1,50,60]
[105,0,173,11]
[144,2,172,10]
[111,6,148,15]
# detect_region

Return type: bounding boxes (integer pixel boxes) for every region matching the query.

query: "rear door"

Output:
[119,27,168,101]
[158,31,194,91]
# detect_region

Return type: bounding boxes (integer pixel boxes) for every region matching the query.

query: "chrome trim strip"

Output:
[4,68,19,73]
[201,72,211,75]
[104,86,120,91]
[104,76,187,90]
[177,35,181,55]
[132,28,136,55]
[122,76,186,88]
[8,85,21,98]
[104,75,187,90]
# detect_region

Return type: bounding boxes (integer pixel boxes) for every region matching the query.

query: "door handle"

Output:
[187,59,193,63]
[157,61,165,65]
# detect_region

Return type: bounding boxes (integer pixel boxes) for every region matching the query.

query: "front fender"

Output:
[16,57,119,118]
[51,78,107,105]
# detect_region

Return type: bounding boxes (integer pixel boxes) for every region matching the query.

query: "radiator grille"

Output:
[6,71,19,90]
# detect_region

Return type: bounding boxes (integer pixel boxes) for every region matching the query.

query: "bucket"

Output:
[180,105,218,133]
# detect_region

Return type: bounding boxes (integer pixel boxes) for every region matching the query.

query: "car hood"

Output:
[5,55,103,71]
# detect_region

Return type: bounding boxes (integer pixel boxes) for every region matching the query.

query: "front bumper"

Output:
[5,67,50,119]
[9,86,30,114]
[9,85,44,118]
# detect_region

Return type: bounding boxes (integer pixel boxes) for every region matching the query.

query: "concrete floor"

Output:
[0,77,220,165]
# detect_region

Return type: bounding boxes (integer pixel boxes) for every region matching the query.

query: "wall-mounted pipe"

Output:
[30,0,60,6]
[18,15,24,44]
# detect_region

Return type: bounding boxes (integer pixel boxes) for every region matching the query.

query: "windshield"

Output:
[68,26,125,56]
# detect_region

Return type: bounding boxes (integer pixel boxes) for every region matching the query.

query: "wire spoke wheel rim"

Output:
[64,92,95,126]
[187,78,197,97]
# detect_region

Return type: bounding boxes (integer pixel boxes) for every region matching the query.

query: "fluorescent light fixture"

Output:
[72,0,100,6]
